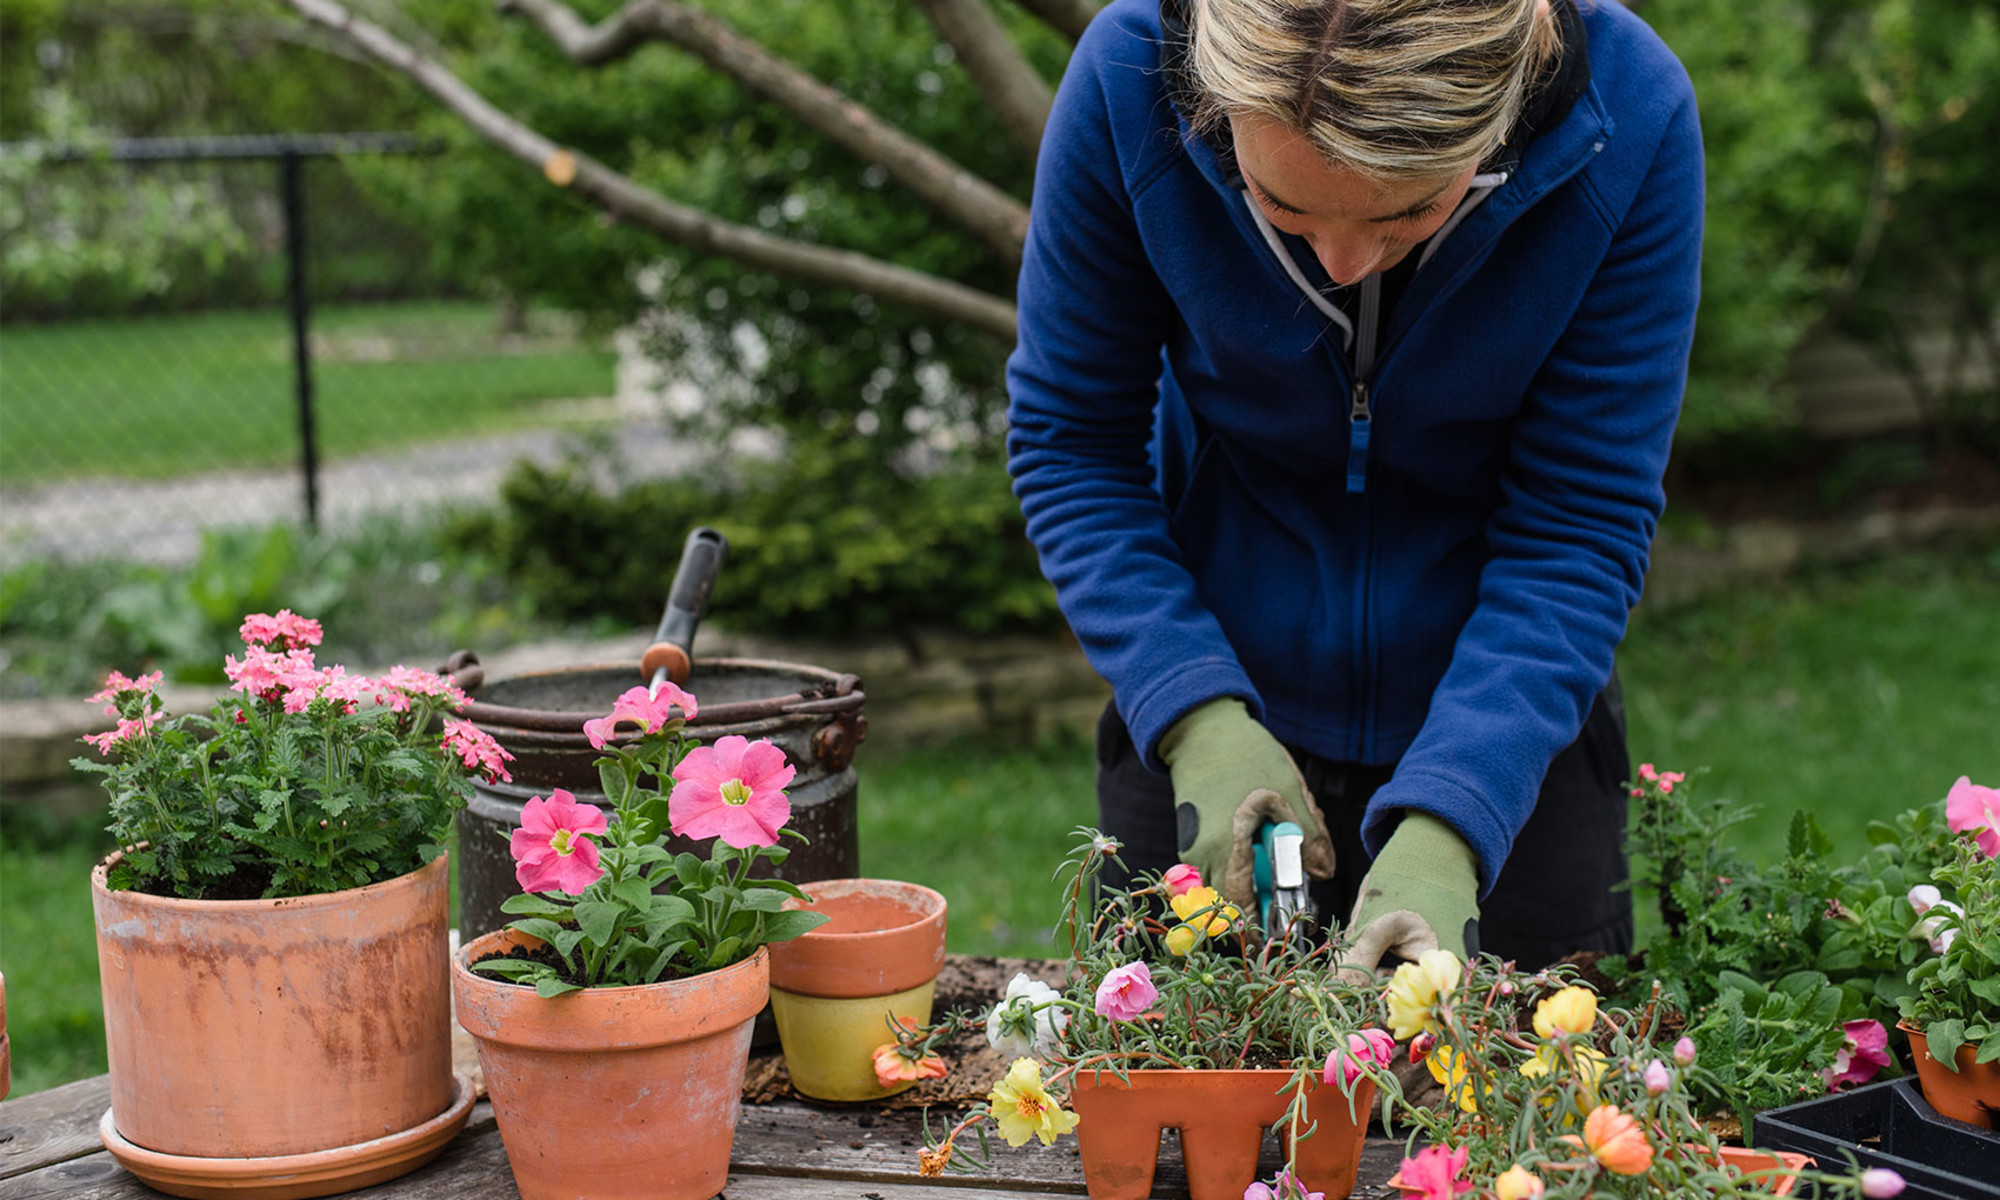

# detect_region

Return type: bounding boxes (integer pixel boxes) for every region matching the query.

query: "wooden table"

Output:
[0,1071,1412,1199]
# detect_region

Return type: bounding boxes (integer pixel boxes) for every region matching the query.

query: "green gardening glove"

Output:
[1158,698,1337,912]
[1339,811,1481,978]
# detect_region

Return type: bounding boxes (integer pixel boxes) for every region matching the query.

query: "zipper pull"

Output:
[1346,380,1372,495]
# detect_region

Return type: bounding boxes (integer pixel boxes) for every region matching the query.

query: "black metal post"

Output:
[280,150,320,531]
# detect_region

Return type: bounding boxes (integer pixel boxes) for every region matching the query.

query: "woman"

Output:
[1006,0,1702,971]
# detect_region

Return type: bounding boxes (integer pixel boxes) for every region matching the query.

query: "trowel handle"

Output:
[639,527,728,685]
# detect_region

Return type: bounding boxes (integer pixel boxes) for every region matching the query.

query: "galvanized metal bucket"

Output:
[444,651,865,942]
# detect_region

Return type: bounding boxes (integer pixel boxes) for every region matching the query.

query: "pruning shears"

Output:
[1252,819,1315,946]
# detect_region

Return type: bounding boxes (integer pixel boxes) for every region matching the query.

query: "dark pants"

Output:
[1094,679,1635,970]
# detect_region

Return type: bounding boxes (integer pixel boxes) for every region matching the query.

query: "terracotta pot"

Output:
[1903,1020,2000,1127]
[93,852,458,1177]
[454,929,769,1200]
[766,878,947,1101]
[1068,1068,1374,1200]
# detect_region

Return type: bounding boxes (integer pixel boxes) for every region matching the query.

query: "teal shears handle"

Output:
[1251,820,1313,940]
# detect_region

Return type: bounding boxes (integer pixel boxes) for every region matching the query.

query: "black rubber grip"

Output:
[654,527,728,653]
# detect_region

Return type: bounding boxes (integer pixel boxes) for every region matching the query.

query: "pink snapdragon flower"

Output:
[1395,1145,1472,1199]
[1824,1019,1891,1090]
[239,610,322,651]
[669,734,794,848]
[1162,864,1204,897]
[443,717,516,784]
[1946,776,2000,858]
[1093,961,1158,1022]
[1324,1027,1397,1087]
[511,788,608,894]
[582,683,697,750]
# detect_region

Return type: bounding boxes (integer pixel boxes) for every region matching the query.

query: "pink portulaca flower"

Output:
[1324,1028,1397,1087]
[1860,1168,1907,1198]
[511,789,608,894]
[669,734,794,848]
[1395,1145,1472,1199]
[1244,1169,1324,1200]
[1673,1036,1697,1066]
[1824,1019,1891,1090]
[1643,1058,1672,1095]
[239,610,323,651]
[1162,863,1204,897]
[582,683,698,750]
[443,717,516,784]
[1945,776,2000,859]
[1093,961,1157,1022]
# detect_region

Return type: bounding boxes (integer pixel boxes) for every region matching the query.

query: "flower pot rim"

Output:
[779,878,948,940]
[91,849,449,914]
[455,927,767,999]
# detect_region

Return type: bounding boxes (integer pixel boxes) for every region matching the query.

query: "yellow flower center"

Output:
[721,778,753,806]
[1016,1093,1046,1121]
[550,829,576,857]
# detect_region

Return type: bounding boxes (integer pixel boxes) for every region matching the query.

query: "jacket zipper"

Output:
[1346,273,1381,495]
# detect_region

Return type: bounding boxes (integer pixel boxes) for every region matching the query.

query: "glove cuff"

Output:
[1157,697,1251,766]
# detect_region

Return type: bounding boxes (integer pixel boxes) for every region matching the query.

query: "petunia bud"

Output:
[1673,1036,1697,1066]
[1860,1168,1906,1198]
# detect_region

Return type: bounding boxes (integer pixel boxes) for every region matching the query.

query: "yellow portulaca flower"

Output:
[1520,1043,1609,1116]
[1168,885,1240,935]
[1495,1164,1545,1199]
[1163,922,1199,956]
[1425,1044,1481,1113]
[1384,948,1462,1040]
[987,1057,1080,1147]
[1532,986,1598,1039]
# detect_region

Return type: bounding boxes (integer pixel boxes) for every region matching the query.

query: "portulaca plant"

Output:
[470,682,827,996]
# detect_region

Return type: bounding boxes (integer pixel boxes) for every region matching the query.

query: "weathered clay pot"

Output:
[1069,1068,1374,1200]
[766,879,948,1101]
[91,852,465,1198]
[1904,1021,2000,1128]
[454,929,769,1200]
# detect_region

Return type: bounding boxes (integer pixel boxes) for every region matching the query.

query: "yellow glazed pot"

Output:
[766,879,947,1102]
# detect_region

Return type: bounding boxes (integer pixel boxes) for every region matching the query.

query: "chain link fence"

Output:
[0,136,627,567]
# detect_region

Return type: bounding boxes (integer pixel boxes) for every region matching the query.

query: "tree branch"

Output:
[498,0,1027,258]
[284,0,1018,340]
[913,0,1053,159]
[1006,0,1101,42]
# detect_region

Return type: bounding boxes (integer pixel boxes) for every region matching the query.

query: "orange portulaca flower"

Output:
[1582,1104,1654,1175]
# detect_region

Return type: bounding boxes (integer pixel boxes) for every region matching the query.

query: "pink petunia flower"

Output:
[1324,1028,1397,1087]
[1945,776,2000,858]
[1094,961,1158,1022]
[443,717,516,784]
[1162,863,1204,897]
[582,683,698,750]
[1824,1019,1891,1090]
[669,735,794,848]
[1395,1145,1472,1200]
[510,788,608,894]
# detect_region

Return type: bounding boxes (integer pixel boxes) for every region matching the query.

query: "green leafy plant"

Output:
[1899,837,2000,1069]
[71,610,508,899]
[469,680,827,997]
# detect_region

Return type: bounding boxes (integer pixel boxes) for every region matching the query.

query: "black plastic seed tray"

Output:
[1752,1076,2000,1199]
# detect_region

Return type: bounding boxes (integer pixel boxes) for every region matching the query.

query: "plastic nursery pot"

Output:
[1385,1146,1814,1197]
[91,852,469,1200]
[1068,1068,1375,1200]
[1903,1020,2000,1128]
[454,929,769,1200]
[765,878,948,1102]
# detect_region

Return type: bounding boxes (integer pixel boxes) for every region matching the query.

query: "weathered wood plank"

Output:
[0,1074,113,1180]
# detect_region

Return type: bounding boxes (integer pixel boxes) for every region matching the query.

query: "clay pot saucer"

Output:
[97,1070,475,1200]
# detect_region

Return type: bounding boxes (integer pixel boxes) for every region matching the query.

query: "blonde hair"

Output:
[1185,0,1562,180]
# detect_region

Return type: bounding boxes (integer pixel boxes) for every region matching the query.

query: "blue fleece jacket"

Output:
[1005,0,1703,894]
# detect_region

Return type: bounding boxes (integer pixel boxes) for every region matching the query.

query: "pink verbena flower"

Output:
[318,666,375,713]
[442,717,515,783]
[239,610,323,651]
[1093,961,1157,1022]
[373,665,470,713]
[1324,1028,1397,1086]
[226,646,318,702]
[1824,1019,1891,1090]
[1946,776,2000,858]
[669,735,794,848]
[1162,863,1204,897]
[88,669,164,709]
[1395,1145,1472,1200]
[582,683,697,750]
[83,712,162,755]
[510,788,607,894]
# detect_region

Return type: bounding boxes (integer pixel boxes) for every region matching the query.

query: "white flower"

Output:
[985,972,1067,1059]
[1913,896,1962,954]
[1906,884,1942,915]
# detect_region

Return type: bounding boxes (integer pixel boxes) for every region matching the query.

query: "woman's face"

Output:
[1229,112,1477,287]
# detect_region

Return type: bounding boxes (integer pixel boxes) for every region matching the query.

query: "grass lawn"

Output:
[3,539,1995,1096]
[0,300,616,484]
